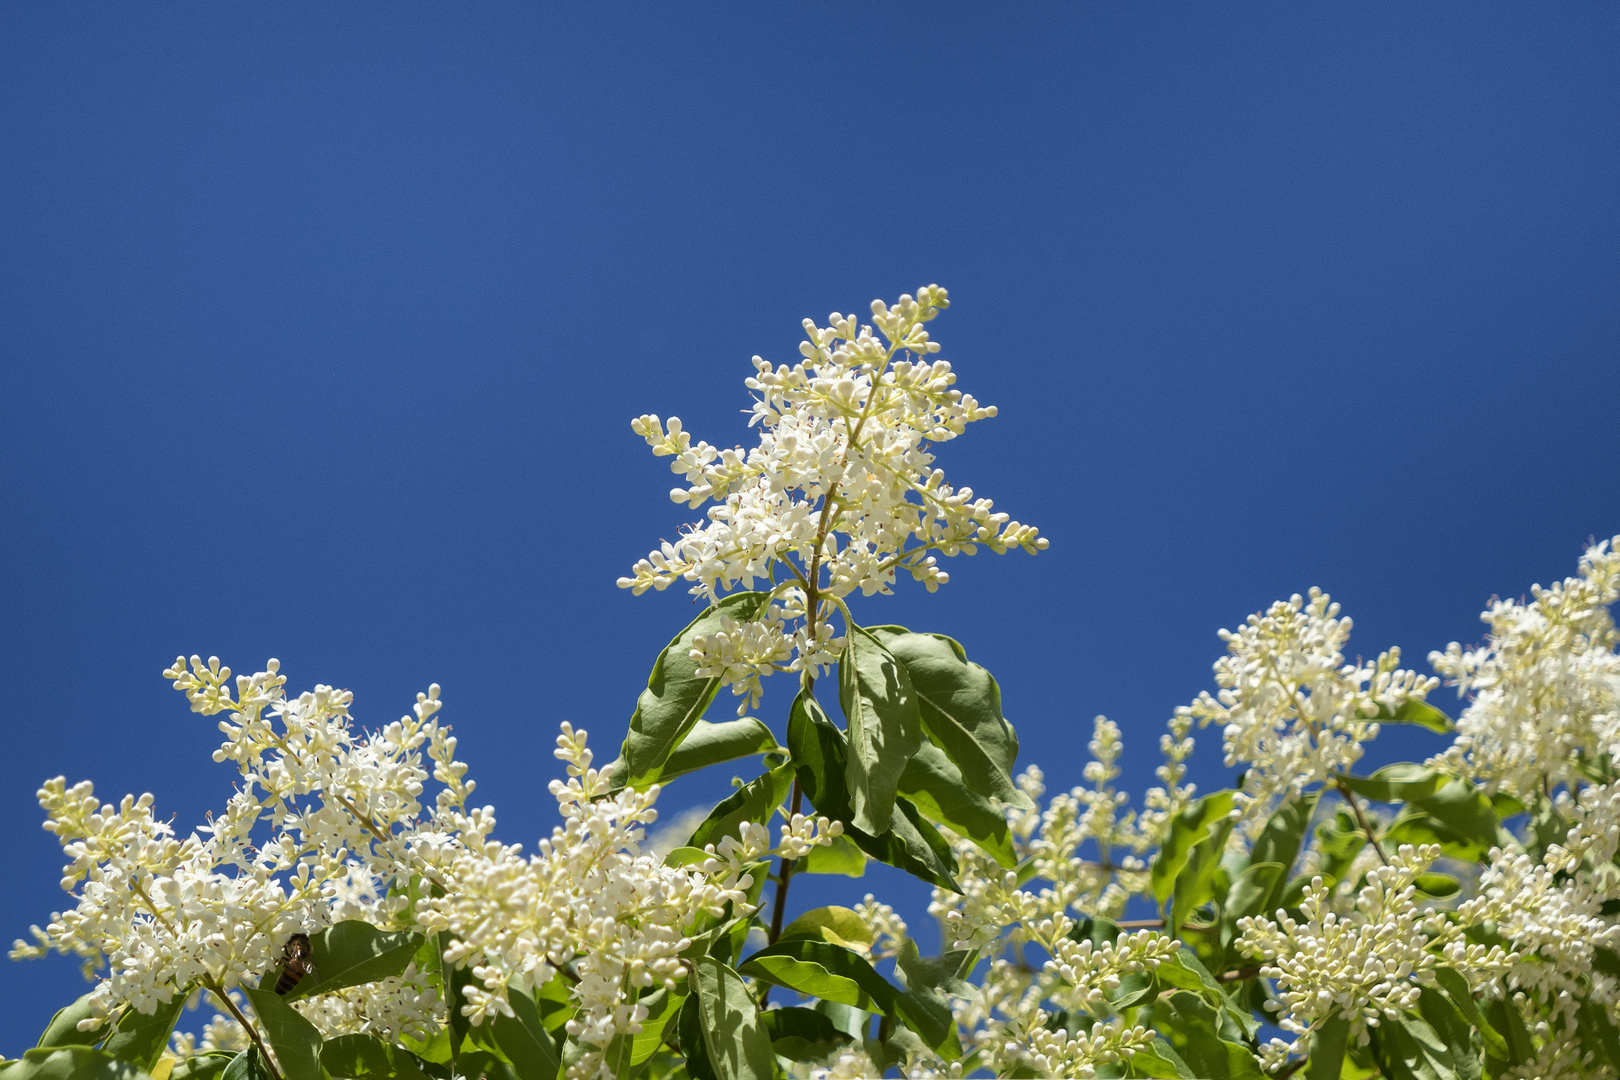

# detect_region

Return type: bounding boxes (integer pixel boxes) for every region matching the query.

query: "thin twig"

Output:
[1335,780,1390,866]
[203,977,284,1080]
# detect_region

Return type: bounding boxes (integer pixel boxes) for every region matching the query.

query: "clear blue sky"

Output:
[3,3,1618,1047]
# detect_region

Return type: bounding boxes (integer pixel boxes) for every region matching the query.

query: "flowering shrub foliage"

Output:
[7,288,1620,1080]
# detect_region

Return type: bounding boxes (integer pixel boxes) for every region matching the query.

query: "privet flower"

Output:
[619,287,1047,713]
[1179,588,1438,833]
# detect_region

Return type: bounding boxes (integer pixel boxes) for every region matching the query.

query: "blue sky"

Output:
[3,3,1618,1046]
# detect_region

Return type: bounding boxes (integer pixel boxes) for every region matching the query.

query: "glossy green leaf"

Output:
[780,907,875,950]
[627,987,684,1068]
[1418,986,1479,1080]
[787,689,958,890]
[685,763,794,849]
[893,989,961,1061]
[283,921,425,1002]
[491,987,559,1080]
[1338,764,1445,803]
[619,718,781,789]
[839,625,922,836]
[1129,1039,1195,1079]
[800,833,867,876]
[1151,790,1236,905]
[2,1048,151,1080]
[321,1035,431,1080]
[897,740,1016,867]
[242,989,323,1080]
[618,591,772,787]
[738,939,899,1013]
[690,957,775,1080]
[101,997,188,1070]
[168,1053,237,1080]
[1379,698,1455,734]
[218,1050,271,1080]
[35,995,102,1050]
[759,1007,851,1061]
[1152,992,1264,1080]
[864,627,1031,811]
[1305,1013,1349,1080]
[1221,861,1283,953]
[1372,1010,1458,1080]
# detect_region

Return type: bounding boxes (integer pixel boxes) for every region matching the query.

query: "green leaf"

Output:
[738,940,899,1013]
[1417,986,1479,1080]
[758,1007,850,1061]
[1168,797,1237,935]
[1383,812,1484,863]
[1129,1039,1195,1079]
[1151,790,1236,905]
[1221,861,1283,954]
[101,997,188,1070]
[690,957,775,1080]
[168,1053,237,1080]
[1305,1013,1349,1080]
[897,740,1017,867]
[1315,810,1370,883]
[321,1035,432,1080]
[617,591,773,787]
[283,922,426,1002]
[1482,998,1531,1072]
[1250,792,1319,903]
[1372,1011,1458,1080]
[864,627,1031,811]
[627,987,684,1068]
[615,718,781,789]
[242,989,323,1080]
[1380,698,1455,734]
[219,1050,272,1080]
[800,833,867,876]
[1338,764,1446,803]
[1151,992,1264,1080]
[1410,779,1499,856]
[839,625,923,836]
[786,689,958,890]
[1430,968,1503,1061]
[491,987,560,1080]
[685,764,794,850]
[2,1048,152,1080]
[1414,873,1461,898]
[1577,997,1620,1075]
[895,940,974,1000]
[1152,948,1225,1003]
[779,907,876,951]
[36,995,103,1050]
[893,989,961,1061]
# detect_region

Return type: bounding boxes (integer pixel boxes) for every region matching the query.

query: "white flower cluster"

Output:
[12,655,466,1042]
[417,724,835,1080]
[1179,588,1438,833]
[1433,535,1620,800]
[619,288,1047,713]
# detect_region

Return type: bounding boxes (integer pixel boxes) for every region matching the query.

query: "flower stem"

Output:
[202,977,284,1080]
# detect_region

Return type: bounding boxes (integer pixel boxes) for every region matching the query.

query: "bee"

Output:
[273,933,316,996]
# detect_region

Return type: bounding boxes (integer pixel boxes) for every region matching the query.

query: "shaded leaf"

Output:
[738,940,898,1013]
[3,1048,151,1080]
[759,1007,850,1061]
[1338,764,1445,803]
[787,690,958,890]
[690,957,775,1080]
[686,765,793,850]
[1251,792,1319,914]
[491,987,559,1080]
[242,989,323,1080]
[839,625,922,836]
[1151,791,1236,905]
[168,1053,237,1080]
[36,995,103,1050]
[219,1051,270,1080]
[897,740,1016,867]
[618,591,772,787]
[893,989,961,1061]
[623,718,781,788]
[1221,862,1283,954]
[1576,997,1620,1078]
[321,1035,431,1080]
[102,997,188,1070]
[1431,968,1503,1061]
[1372,1011,1458,1080]
[1418,986,1479,1080]
[284,922,425,1003]
[865,627,1031,810]
[1305,1013,1349,1080]
[1151,992,1264,1080]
